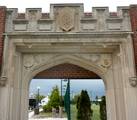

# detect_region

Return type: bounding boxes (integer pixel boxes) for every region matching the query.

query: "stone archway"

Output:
[19,54,115,120]
[0,4,137,120]
[0,32,137,120]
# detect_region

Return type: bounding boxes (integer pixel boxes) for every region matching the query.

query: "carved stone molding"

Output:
[75,54,112,70]
[58,7,75,31]
[0,76,7,86]
[23,55,34,69]
[100,58,112,68]
[129,77,137,87]
[75,54,101,63]
[23,54,56,71]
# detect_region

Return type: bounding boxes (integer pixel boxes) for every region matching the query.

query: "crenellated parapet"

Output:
[5,4,131,33]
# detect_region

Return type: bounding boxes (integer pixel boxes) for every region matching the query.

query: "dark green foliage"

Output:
[100,96,107,120]
[76,90,93,120]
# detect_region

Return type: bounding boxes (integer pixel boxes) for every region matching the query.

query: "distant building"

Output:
[40,96,49,106]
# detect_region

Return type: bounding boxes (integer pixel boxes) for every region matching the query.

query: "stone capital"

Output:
[0,76,7,86]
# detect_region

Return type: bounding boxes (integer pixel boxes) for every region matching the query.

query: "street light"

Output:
[34,86,40,115]
[37,86,40,107]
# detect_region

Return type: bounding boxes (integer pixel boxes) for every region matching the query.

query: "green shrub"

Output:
[43,103,52,112]
[100,96,107,120]
[76,90,93,120]
[43,86,61,113]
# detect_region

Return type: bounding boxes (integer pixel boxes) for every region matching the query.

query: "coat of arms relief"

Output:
[57,7,75,31]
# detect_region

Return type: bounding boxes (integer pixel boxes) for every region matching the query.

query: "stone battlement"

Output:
[5,4,131,32]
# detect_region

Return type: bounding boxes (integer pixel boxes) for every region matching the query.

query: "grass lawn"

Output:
[33,104,100,119]
[71,103,100,120]
[33,110,67,118]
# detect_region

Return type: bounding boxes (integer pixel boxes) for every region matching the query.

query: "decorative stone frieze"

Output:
[5,4,131,33]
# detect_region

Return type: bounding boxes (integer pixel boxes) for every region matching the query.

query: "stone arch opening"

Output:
[20,54,115,120]
[28,63,106,120]
[24,55,107,90]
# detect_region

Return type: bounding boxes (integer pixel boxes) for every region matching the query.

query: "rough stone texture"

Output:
[0,6,6,66]
[129,5,137,70]
[34,63,100,79]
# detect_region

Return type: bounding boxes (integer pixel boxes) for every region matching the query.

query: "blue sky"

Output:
[29,79,105,100]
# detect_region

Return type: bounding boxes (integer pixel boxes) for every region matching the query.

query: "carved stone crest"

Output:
[58,7,75,31]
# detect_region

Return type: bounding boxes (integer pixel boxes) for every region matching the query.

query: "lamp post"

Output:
[34,86,40,115]
[37,86,40,107]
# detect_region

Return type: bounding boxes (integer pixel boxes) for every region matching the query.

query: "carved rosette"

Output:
[58,7,75,31]
[23,55,34,70]
[75,54,112,70]
[100,58,112,68]
[129,77,137,87]
[23,54,56,71]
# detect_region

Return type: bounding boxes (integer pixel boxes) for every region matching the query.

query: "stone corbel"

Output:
[129,77,137,87]
[0,76,7,86]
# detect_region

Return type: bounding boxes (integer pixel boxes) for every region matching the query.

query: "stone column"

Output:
[105,67,117,120]
[120,35,137,120]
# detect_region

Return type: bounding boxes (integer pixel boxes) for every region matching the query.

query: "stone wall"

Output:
[130,5,137,71]
[0,6,6,67]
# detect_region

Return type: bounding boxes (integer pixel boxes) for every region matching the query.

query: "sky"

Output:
[0,0,137,12]
[29,79,105,100]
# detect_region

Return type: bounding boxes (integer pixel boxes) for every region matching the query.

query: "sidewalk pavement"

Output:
[29,118,67,120]
[29,108,67,120]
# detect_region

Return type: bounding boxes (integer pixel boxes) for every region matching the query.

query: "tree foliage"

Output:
[100,96,107,120]
[43,86,61,112]
[49,86,60,108]
[76,90,93,120]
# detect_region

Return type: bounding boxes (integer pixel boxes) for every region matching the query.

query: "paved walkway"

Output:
[29,118,67,120]
[29,109,67,120]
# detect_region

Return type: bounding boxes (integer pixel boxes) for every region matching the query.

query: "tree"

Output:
[100,96,107,120]
[43,86,61,112]
[76,90,93,120]
[49,86,60,109]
